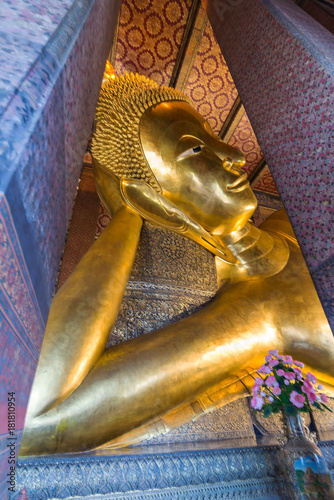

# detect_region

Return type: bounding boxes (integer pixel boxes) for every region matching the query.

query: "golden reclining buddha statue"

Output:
[20,70,334,456]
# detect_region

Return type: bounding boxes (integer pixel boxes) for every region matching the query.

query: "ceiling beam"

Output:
[218,96,245,143]
[248,157,267,184]
[170,0,203,89]
[294,0,307,7]
[108,9,121,66]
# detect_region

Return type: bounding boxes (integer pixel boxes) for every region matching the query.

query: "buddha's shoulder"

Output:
[258,209,298,246]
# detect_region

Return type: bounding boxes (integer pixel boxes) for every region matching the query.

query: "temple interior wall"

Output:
[205,0,334,329]
[0,1,121,496]
[0,0,333,498]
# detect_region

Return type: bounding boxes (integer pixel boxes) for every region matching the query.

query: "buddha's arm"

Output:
[25,207,142,420]
[20,287,280,455]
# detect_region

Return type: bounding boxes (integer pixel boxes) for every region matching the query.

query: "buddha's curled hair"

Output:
[92,72,190,193]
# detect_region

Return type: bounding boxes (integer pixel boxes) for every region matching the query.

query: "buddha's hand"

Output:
[92,157,129,216]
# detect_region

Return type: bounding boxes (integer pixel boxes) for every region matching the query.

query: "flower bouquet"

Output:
[250,349,332,418]
[250,350,334,499]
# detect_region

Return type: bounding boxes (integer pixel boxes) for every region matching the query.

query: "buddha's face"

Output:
[140,101,257,236]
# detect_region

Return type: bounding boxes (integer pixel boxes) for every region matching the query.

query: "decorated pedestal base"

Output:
[282,413,334,500]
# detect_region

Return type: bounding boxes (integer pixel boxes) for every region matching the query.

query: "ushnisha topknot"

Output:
[92,72,191,193]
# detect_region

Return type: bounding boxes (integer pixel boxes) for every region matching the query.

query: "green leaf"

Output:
[321,403,333,413]
[280,393,289,404]
[263,405,273,418]
[284,404,298,416]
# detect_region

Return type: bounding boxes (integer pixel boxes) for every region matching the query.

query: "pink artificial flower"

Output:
[306,372,317,384]
[303,379,313,390]
[272,386,281,396]
[269,359,279,367]
[293,367,302,378]
[254,377,263,386]
[253,385,260,395]
[321,393,328,403]
[284,379,290,385]
[265,375,278,387]
[258,365,272,375]
[250,396,264,410]
[307,390,317,402]
[284,355,293,365]
[269,350,279,357]
[277,369,285,377]
[265,355,272,362]
[294,360,304,369]
[277,355,284,360]
[302,382,312,394]
[284,372,296,381]
[290,391,305,409]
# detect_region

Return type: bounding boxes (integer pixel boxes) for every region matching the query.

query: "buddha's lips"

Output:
[226,173,249,192]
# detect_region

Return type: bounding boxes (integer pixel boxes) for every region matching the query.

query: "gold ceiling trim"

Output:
[219,96,245,143]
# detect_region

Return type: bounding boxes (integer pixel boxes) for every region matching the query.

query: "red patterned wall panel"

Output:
[96,203,111,238]
[251,164,279,195]
[183,22,238,133]
[114,0,192,85]
[228,113,263,177]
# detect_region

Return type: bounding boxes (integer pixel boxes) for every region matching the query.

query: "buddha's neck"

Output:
[216,222,290,279]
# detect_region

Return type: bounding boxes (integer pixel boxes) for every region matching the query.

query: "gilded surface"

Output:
[20,73,334,456]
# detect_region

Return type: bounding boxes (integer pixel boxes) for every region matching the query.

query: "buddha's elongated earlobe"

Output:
[120,177,239,265]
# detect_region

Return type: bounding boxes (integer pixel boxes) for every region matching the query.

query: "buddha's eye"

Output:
[177,144,204,161]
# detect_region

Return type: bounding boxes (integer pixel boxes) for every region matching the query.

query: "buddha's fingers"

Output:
[25,207,142,420]
[100,373,254,449]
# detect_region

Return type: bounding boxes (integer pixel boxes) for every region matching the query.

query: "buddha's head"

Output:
[92,73,257,237]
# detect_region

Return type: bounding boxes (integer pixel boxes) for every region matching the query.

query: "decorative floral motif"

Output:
[252,165,279,195]
[0,196,44,435]
[115,0,192,85]
[0,197,45,353]
[184,22,238,133]
[17,446,292,499]
[229,113,266,180]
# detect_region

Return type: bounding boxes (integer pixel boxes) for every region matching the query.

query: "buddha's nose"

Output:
[222,157,245,178]
[222,158,234,171]
[207,135,246,168]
